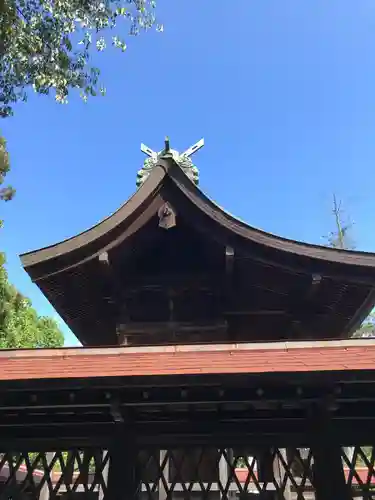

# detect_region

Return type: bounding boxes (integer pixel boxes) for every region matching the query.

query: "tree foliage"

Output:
[0,0,160,113]
[0,1,161,217]
[0,134,14,227]
[0,254,64,348]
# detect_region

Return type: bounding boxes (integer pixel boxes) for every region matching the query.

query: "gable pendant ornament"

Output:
[158,202,177,230]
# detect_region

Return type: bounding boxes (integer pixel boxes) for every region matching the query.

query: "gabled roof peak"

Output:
[137,137,204,187]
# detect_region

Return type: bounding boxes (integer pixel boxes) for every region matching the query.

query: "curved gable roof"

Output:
[19,156,375,345]
[21,156,375,283]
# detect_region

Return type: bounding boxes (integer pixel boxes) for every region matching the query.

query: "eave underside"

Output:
[31,213,375,346]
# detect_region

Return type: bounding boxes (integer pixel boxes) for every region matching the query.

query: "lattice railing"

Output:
[341,446,375,500]
[0,449,109,499]
[2,446,375,499]
[137,447,315,500]
[0,447,315,500]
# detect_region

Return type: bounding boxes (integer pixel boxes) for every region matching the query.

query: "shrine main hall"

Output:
[1,139,375,500]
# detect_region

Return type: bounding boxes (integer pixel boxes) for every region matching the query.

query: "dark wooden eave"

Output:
[20,157,375,346]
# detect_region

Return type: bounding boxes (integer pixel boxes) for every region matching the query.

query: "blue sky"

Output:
[2,0,375,346]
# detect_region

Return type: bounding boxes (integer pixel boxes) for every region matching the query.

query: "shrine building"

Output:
[1,138,375,500]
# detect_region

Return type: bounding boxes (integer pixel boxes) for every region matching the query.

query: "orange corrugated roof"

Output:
[1,340,375,382]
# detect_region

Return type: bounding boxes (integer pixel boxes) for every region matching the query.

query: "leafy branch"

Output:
[0,0,161,113]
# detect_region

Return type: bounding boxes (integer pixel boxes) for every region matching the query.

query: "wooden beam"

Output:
[0,414,373,452]
[306,273,323,299]
[223,246,235,330]
[3,378,375,412]
[122,274,219,292]
[110,397,123,424]
[287,273,325,338]
[117,320,227,336]
[225,309,286,316]
[98,251,129,343]
[237,253,375,287]
[224,245,235,302]
[176,204,375,286]
[98,251,124,306]
[225,246,235,283]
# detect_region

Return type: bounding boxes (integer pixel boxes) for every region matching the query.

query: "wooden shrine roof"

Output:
[21,158,375,271]
[19,156,375,345]
[1,340,375,382]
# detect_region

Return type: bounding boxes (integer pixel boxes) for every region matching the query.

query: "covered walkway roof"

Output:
[0,339,374,449]
[1,339,375,381]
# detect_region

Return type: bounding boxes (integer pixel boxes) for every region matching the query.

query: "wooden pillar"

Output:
[311,406,351,500]
[106,427,138,500]
[257,447,274,483]
[313,443,350,500]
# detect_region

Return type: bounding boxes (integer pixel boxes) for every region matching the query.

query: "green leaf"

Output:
[0,257,64,349]
[0,0,162,117]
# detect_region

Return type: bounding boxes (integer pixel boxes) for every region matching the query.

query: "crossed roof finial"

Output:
[137,138,204,188]
[140,137,204,162]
